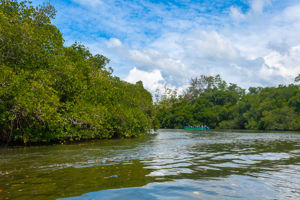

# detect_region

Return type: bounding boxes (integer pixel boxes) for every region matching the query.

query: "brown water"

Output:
[1,129,300,200]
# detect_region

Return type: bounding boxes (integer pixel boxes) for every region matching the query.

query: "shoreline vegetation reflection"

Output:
[1,130,300,199]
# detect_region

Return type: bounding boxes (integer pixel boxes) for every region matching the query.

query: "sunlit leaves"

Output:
[0,0,157,144]
[156,74,300,131]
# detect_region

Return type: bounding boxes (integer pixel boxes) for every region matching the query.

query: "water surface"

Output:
[1,130,300,199]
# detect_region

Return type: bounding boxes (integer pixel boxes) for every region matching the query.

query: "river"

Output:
[1,129,300,199]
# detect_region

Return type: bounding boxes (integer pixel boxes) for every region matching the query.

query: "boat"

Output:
[184,126,210,131]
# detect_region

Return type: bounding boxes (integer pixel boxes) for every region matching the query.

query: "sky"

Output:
[34,0,300,93]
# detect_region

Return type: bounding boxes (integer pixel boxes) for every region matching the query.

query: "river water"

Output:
[1,129,300,200]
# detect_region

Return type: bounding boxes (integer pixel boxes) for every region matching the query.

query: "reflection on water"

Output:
[1,130,300,199]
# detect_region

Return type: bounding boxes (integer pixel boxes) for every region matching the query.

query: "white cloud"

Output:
[181,31,240,62]
[127,49,191,85]
[280,4,300,22]
[230,7,245,21]
[250,0,271,14]
[125,67,165,92]
[230,0,271,22]
[263,46,300,84]
[106,38,122,48]
[52,0,300,90]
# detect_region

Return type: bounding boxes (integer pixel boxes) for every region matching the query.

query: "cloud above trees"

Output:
[43,0,300,92]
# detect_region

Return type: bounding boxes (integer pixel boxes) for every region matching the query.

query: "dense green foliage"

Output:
[0,0,158,144]
[156,75,300,130]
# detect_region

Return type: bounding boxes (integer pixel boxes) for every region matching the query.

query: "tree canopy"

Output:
[156,75,300,131]
[0,0,158,145]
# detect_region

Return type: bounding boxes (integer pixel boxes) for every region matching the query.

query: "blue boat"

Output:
[184,126,210,131]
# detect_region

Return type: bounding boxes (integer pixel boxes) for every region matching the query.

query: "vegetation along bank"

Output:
[0,0,159,145]
[155,74,300,130]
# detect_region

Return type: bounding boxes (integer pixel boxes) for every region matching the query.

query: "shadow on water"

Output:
[1,130,300,199]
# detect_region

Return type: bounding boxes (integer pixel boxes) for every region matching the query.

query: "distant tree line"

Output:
[0,0,158,145]
[155,74,300,131]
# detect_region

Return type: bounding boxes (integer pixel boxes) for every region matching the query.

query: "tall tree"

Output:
[0,0,158,145]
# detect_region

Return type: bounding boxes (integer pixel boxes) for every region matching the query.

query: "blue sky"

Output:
[33,0,300,92]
